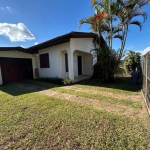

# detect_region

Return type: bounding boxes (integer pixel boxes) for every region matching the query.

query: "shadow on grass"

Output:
[0,77,138,96]
[74,77,139,92]
[0,84,30,96]
[0,80,62,96]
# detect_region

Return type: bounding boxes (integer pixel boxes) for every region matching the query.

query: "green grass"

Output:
[26,77,140,96]
[0,85,149,149]
[22,79,142,108]
[74,77,141,96]
[51,88,142,108]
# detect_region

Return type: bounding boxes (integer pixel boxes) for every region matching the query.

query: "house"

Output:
[0,32,105,85]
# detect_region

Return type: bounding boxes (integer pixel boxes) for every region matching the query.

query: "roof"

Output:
[0,47,30,53]
[27,31,99,54]
[0,32,106,54]
[142,47,150,56]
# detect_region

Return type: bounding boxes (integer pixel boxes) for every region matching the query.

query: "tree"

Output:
[116,0,149,65]
[79,0,124,80]
[124,51,141,74]
[79,0,149,81]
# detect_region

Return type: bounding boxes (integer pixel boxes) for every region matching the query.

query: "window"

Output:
[65,53,68,72]
[39,53,50,68]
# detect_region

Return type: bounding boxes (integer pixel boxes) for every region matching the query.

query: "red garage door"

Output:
[0,57,33,84]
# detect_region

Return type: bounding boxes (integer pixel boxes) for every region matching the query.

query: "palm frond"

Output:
[91,0,103,8]
[128,20,142,30]
[125,0,138,10]
[113,34,123,40]
[113,27,123,34]
[91,0,96,6]
[78,16,94,30]
[137,0,150,7]
[129,11,147,22]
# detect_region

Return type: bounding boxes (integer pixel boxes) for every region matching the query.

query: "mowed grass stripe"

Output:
[51,88,142,108]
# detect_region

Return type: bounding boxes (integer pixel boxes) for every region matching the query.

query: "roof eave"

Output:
[0,47,33,54]
[27,32,97,53]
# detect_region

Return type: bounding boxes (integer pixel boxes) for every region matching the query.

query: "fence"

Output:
[142,50,150,113]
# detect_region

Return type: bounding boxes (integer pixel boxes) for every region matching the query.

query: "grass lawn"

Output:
[74,77,140,95]
[51,88,142,108]
[0,78,150,149]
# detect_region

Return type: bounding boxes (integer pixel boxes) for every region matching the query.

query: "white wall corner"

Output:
[32,57,36,79]
[68,41,75,81]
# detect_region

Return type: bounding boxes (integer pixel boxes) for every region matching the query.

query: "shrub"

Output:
[36,77,63,85]
[62,78,73,85]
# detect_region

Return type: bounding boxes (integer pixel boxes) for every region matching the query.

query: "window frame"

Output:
[39,53,50,68]
[65,53,68,72]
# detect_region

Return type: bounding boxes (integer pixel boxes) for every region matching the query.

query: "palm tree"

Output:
[115,0,149,65]
[79,0,149,80]
[79,16,111,80]
[79,0,125,80]
[90,0,149,60]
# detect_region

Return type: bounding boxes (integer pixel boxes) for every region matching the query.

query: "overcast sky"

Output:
[0,0,150,53]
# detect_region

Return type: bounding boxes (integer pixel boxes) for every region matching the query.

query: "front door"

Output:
[78,56,82,76]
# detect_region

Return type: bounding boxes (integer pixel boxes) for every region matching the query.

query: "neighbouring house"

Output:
[0,32,105,85]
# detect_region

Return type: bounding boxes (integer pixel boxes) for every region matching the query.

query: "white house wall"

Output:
[73,51,80,77]
[37,42,70,78]
[71,37,96,66]
[73,51,93,77]
[60,50,69,78]
[67,38,94,80]
[0,51,37,83]
[83,53,93,75]
[34,55,39,73]
[0,50,33,58]
[71,38,95,53]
